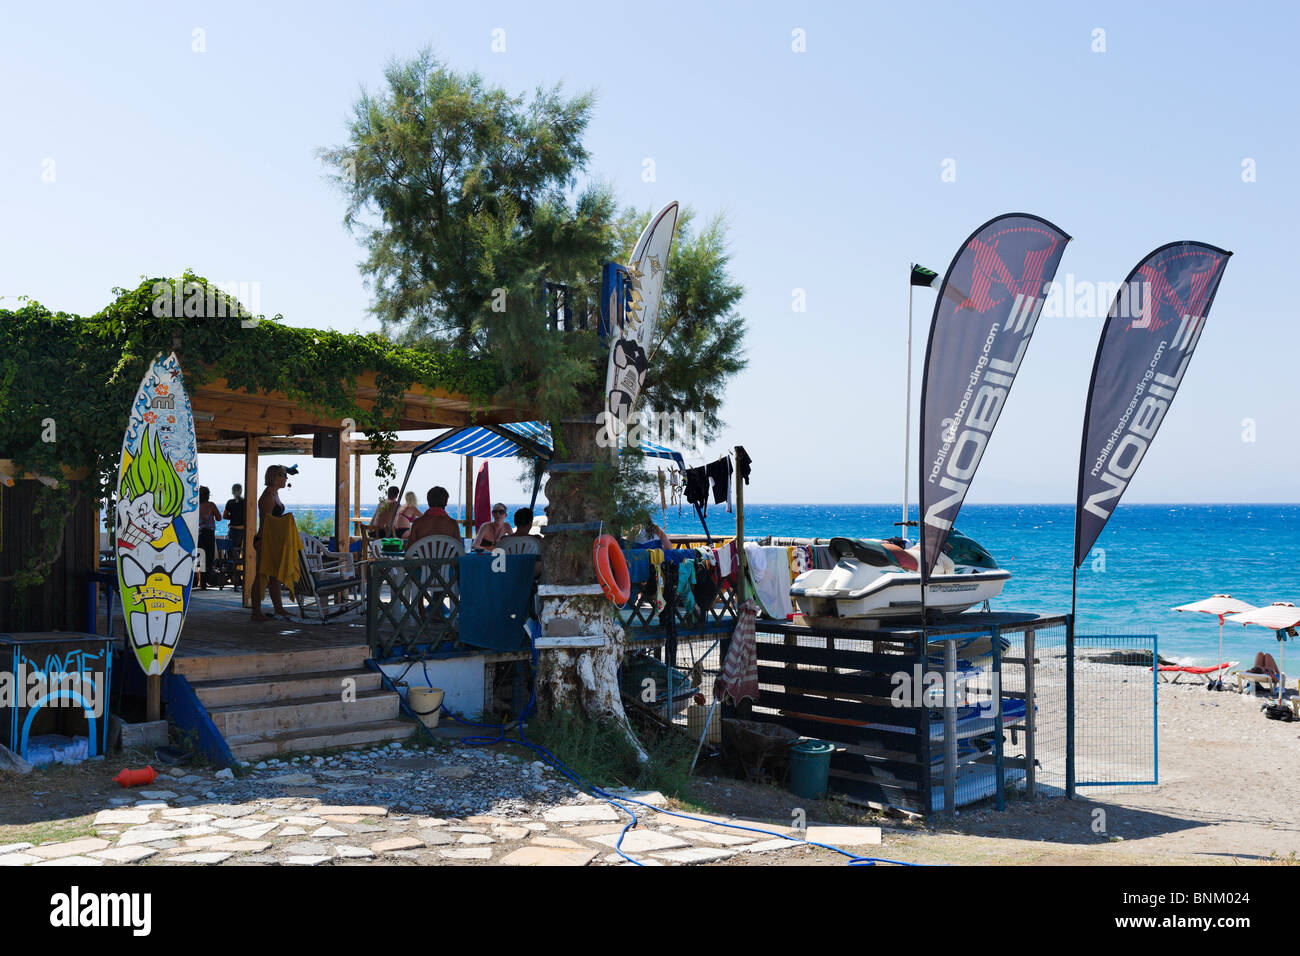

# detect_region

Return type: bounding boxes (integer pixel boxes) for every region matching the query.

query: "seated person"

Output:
[406,486,462,545]
[472,503,510,551]
[513,507,536,536]
[630,520,672,550]
[394,492,423,538]
[370,486,401,537]
[1254,650,1281,681]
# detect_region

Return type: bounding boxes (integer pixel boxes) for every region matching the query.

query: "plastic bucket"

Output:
[788,739,835,800]
[687,704,721,745]
[406,687,445,729]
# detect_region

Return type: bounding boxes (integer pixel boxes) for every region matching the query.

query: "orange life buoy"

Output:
[593,534,631,605]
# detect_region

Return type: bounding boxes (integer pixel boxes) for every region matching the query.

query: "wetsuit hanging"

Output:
[735,445,752,485]
[660,561,679,670]
[683,464,713,543]
[707,456,732,513]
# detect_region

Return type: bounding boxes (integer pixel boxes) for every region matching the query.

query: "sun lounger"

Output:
[1233,669,1281,695]
[1154,662,1237,685]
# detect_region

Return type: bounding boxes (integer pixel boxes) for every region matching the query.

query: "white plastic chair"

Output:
[496,535,540,556]
[403,534,465,620]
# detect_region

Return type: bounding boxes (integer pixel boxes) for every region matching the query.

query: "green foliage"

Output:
[320,49,614,427]
[0,272,500,587]
[293,510,335,539]
[320,51,748,440]
[524,708,696,800]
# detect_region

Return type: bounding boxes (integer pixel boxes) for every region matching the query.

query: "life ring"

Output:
[593,534,631,605]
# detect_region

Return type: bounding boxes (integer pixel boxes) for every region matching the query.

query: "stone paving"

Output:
[1,742,880,866]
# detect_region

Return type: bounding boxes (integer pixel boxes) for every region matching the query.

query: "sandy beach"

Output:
[877,666,1300,865]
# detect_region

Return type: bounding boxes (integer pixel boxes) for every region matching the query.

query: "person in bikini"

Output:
[472,503,511,551]
[251,464,290,621]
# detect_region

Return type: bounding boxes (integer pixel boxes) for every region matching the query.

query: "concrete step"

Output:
[207,690,399,739]
[227,719,415,761]
[173,645,370,682]
[190,669,384,709]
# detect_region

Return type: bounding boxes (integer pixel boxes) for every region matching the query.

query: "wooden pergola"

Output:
[189,375,526,607]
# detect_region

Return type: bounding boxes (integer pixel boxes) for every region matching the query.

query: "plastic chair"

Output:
[403,534,466,621]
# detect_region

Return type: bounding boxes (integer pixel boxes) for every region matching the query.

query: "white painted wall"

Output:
[379,657,485,719]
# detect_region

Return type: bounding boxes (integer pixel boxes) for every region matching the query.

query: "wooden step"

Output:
[173,645,370,682]
[190,669,384,709]
[227,719,415,761]
[206,689,399,738]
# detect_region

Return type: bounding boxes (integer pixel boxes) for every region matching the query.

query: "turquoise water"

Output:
[223,503,1300,666]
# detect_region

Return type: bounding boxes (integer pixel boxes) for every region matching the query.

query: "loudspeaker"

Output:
[312,431,340,458]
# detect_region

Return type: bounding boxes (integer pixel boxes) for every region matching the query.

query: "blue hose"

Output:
[413,622,917,866]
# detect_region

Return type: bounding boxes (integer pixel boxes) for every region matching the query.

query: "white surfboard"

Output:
[604,201,679,439]
[114,352,200,676]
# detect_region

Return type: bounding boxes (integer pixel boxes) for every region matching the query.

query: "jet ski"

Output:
[789,529,1009,623]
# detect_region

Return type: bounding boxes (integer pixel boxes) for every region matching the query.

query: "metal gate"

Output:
[1067,630,1159,794]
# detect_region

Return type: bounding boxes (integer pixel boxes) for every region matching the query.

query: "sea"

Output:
[222,502,1300,667]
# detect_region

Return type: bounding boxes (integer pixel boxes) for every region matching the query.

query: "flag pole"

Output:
[903,264,913,536]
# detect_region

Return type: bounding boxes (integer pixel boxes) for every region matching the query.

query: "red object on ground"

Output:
[113,766,158,788]
[592,534,630,605]
[1155,663,1233,674]
[474,462,491,532]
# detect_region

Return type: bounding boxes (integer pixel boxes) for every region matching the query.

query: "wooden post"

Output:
[147,675,161,722]
[241,435,258,608]
[734,446,747,602]
[353,451,361,536]
[463,454,475,536]
[334,427,349,552]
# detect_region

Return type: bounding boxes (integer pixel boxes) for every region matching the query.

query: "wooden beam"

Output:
[334,428,349,550]
[192,378,502,431]
[197,437,425,455]
[242,435,258,608]
[464,455,475,535]
[353,452,361,534]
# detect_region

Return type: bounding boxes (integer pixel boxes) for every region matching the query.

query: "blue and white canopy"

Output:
[412,421,685,468]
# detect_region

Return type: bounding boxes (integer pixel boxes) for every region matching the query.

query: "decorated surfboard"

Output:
[604,201,679,439]
[114,352,200,676]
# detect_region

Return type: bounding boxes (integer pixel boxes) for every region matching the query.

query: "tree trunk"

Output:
[536,410,647,762]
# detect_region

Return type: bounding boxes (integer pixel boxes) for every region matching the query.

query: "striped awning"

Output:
[411,422,685,468]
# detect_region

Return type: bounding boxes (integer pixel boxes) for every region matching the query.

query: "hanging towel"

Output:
[715,600,759,704]
[257,514,303,599]
[648,548,666,613]
[744,543,793,619]
[717,541,735,578]
[677,559,697,619]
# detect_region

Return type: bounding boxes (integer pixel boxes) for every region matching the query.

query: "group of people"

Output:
[190,466,541,620]
[369,485,533,552]
[193,482,247,590]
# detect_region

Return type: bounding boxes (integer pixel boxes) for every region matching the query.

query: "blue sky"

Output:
[3,1,1295,506]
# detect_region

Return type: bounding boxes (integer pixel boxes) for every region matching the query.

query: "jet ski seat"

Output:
[829,537,897,567]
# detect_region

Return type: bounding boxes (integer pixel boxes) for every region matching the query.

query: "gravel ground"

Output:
[0,738,877,866]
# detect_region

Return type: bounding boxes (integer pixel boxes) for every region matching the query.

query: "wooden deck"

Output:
[102,585,368,661]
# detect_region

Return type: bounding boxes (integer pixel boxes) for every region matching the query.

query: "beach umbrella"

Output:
[1173,594,1257,687]
[473,462,491,532]
[1224,602,1300,676]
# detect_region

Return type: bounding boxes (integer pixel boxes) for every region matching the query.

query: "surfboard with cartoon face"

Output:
[114,353,199,676]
